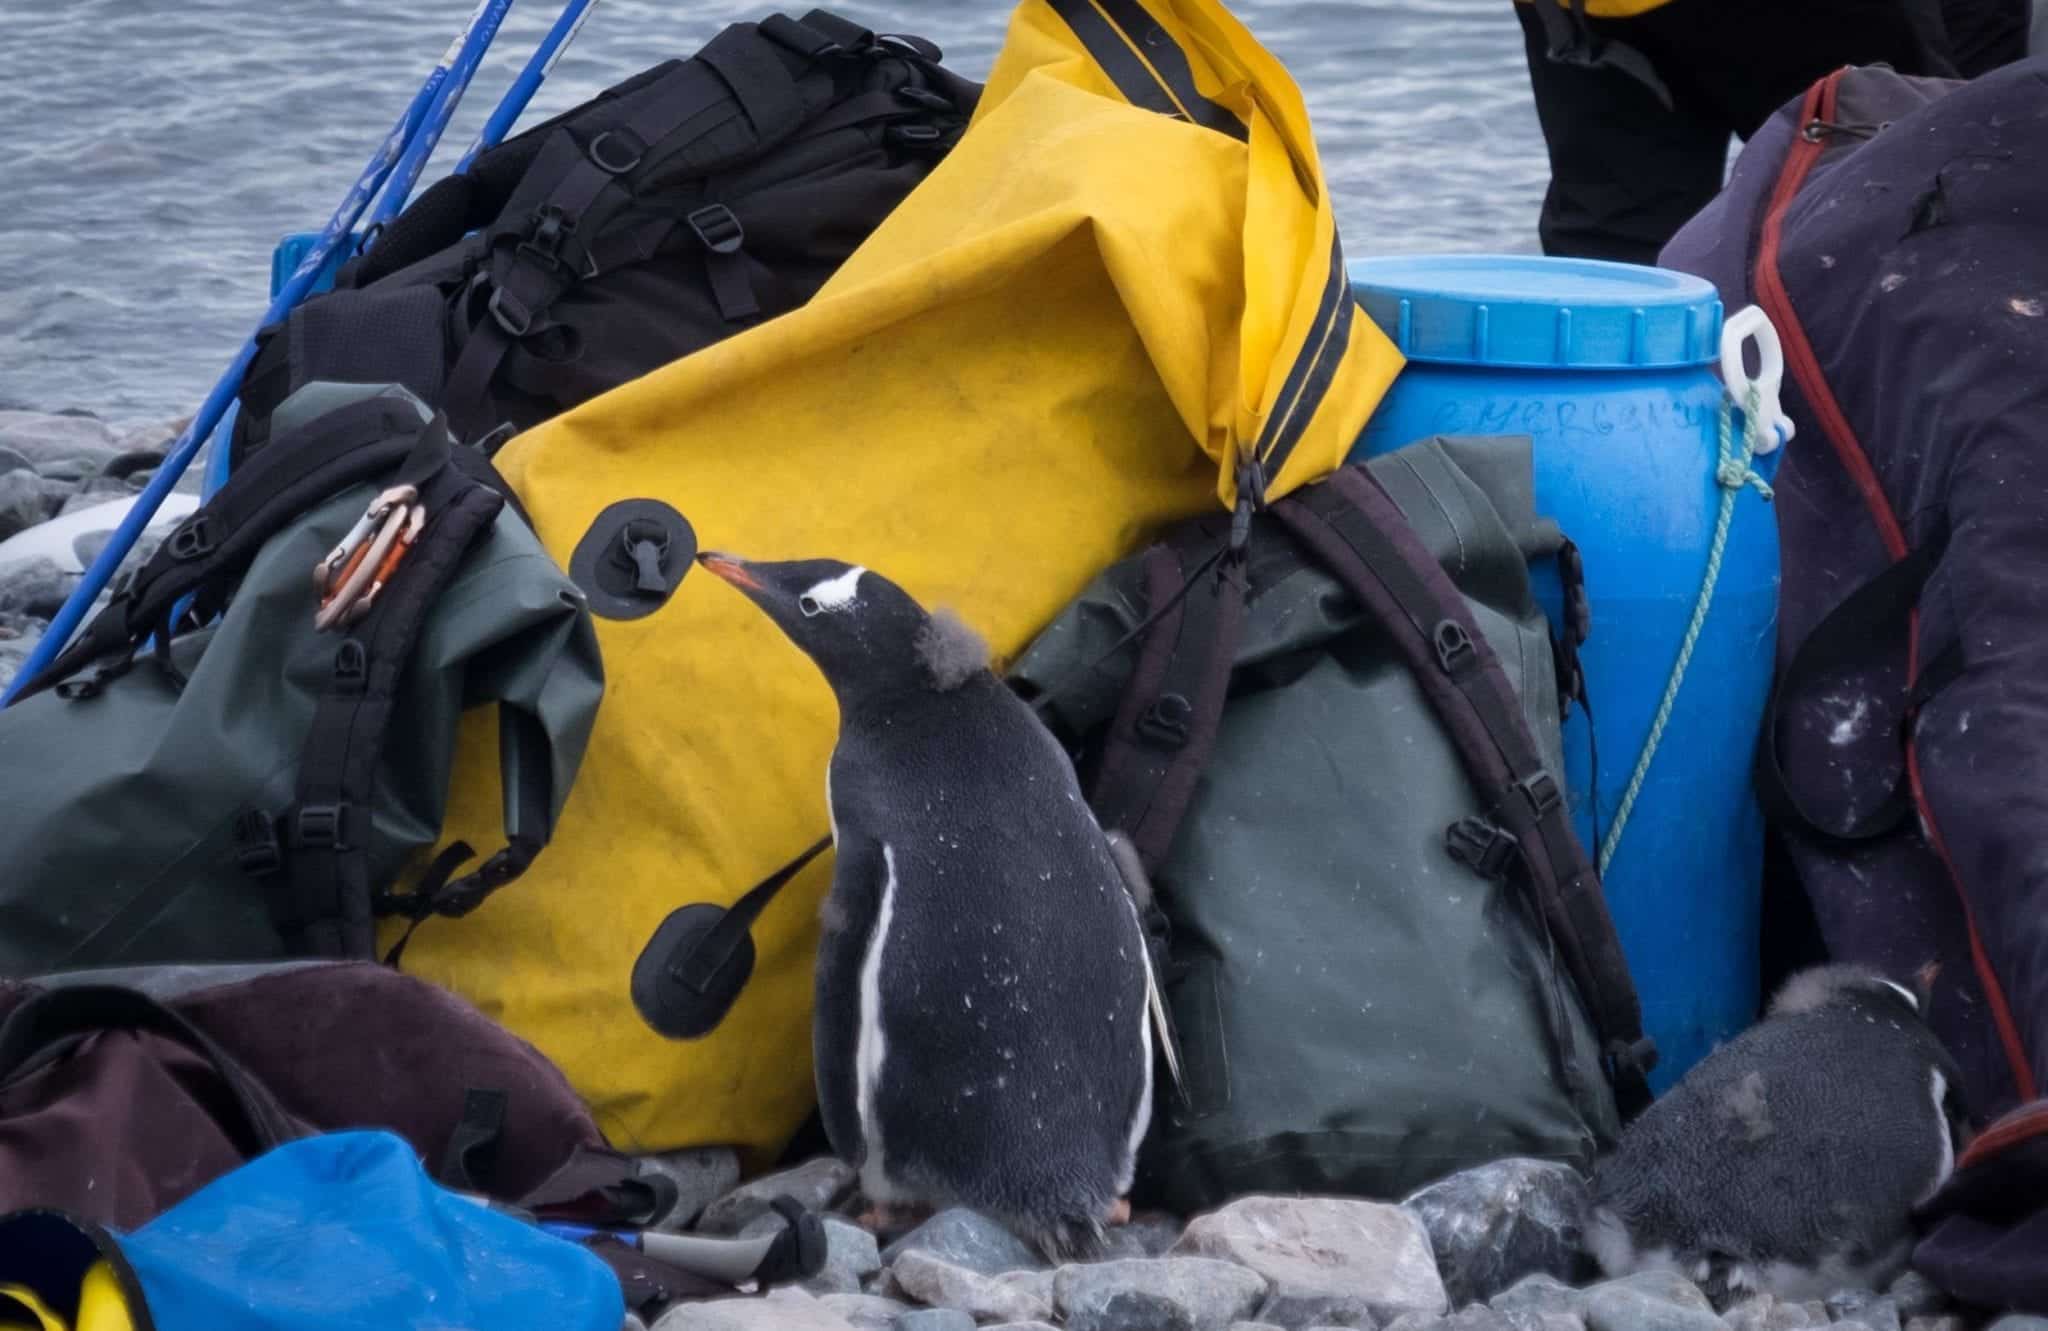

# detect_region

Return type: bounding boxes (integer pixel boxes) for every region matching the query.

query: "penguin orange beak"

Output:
[696,551,763,592]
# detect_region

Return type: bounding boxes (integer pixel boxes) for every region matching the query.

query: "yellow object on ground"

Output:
[0,1262,134,1331]
[400,0,1403,1163]
[1512,0,1675,20]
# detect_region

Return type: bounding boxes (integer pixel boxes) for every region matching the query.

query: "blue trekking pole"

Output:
[1,0,516,706]
[459,0,606,171]
[362,0,519,233]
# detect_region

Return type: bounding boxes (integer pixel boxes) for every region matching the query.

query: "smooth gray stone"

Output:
[696,1157,856,1236]
[1403,1158,1592,1307]
[883,1208,1044,1276]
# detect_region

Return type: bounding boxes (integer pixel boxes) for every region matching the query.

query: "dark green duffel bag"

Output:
[1010,433,1650,1208]
[0,382,602,972]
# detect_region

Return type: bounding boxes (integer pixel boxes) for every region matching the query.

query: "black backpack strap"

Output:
[1088,540,1248,874]
[443,24,834,440]
[258,442,513,958]
[1753,521,1957,845]
[8,397,436,705]
[0,983,301,1154]
[1272,464,1656,1116]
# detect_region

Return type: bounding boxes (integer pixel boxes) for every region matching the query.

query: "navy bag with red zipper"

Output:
[1660,55,2048,1313]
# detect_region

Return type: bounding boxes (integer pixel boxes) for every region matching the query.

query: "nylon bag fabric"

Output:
[0,1131,622,1331]
[403,0,1404,1162]
[1660,55,2048,1313]
[1008,434,1619,1207]
[0,386,602,972]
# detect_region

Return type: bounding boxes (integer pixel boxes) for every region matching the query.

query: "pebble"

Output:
[695,1157,856,1236]
[0,410,121,467]
[653,1287,852,1331]
[1095,1211,1187,1262]
[1491,1275,1584,1323]
[1054,1257,1268,1331]
[1174,1196,1448,1325]
[636,1147,742,1230]
[1402,1158,1592,1307]
[883,1208,1045,1276]
[817,1295,912,1331]
[1986,1320,2048,1331]
[1885,1273,1948,1320]
[891,1311,973,1331]
[984,1324,1063,1331]
[893,1251,1055,1324]
[1580,1284,1722,1331]
[1825,1291,1901,1331]
[1385,1307,1528,1331]
[1902,1318,1968,1331]
[0,558,78,620]
[1725,1295,1822,1330]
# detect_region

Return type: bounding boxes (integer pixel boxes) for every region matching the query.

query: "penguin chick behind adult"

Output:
[1586,962,1966,1302]
[696,551,1171,1260]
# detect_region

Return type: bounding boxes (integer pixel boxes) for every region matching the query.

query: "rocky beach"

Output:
[629,1153,2038,1331]
[0,408,202,689]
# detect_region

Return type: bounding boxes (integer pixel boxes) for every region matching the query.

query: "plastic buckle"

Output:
[1517,770,1563,819]
[165,513,217,561]
[686,204,745,256]
[295,803,349,851]
[332,638,368,689]
[1445,815,1519,880]
[234,809,284,877]
[1433,620,1475,674]
[52,655,133,702]
[515,206,573,270]
[587,129,644,175]
[1136,692,1193,747]
[487,284,534,337]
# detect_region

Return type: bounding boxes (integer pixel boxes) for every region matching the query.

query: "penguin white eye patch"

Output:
[799,566,866,617]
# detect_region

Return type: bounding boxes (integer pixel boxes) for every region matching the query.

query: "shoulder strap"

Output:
[1088,540,1247,874]
[1271,463,1656,1116]
[0,983,301,1154]
[442,21,840,440]
[255,443,513,958]
[1752,522,1958,845]
[7,397,436,704]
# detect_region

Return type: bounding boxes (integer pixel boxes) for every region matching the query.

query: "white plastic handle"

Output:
[1719,305,1795,454]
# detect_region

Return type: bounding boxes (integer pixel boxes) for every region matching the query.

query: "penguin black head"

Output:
[697,551,991,697]
[1767,961,1930,1022]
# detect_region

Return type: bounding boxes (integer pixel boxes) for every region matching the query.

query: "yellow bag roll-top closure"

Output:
[399,0,1403,1164]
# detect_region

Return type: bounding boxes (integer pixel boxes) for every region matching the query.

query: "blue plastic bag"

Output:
[0,1131,622,1331]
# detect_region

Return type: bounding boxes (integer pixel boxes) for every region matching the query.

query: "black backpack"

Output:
[232,9,980,458]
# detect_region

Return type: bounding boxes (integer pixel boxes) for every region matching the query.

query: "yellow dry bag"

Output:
[402,0,1403,1163]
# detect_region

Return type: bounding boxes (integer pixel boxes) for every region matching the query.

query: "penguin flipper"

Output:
[1104,830,1185,1098]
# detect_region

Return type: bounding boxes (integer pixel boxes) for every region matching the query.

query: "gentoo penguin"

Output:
[696,552,1176,1260]
[1586,962,1966,1302]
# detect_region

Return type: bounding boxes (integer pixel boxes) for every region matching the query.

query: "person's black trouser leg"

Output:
[1513,0,1728,265]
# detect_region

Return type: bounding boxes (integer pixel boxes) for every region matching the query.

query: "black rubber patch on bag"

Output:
[632,904,756,1039]
[570,498,696,620]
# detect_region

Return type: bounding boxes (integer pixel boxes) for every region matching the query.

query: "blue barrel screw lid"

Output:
[1348,254,1724,370]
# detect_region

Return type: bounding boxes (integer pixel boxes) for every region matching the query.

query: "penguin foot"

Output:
[854,1200,932,1238]
[1106,1197,1132,1226]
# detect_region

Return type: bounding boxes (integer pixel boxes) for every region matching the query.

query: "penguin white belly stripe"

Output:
[1919,1067,1955,1204]
[856,842,899,1201]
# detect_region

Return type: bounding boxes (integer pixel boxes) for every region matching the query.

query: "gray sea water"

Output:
[0,0,1548,426]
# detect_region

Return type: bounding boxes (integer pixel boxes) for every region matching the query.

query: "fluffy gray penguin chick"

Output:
[1587,962,1965,1302]
[697,551,1167,1261]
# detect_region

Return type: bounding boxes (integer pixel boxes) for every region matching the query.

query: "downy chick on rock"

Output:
[697,552,1177,1261]
[1587,962,1966,1302]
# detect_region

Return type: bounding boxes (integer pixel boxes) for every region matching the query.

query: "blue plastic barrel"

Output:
[1346,254,1782,1092]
